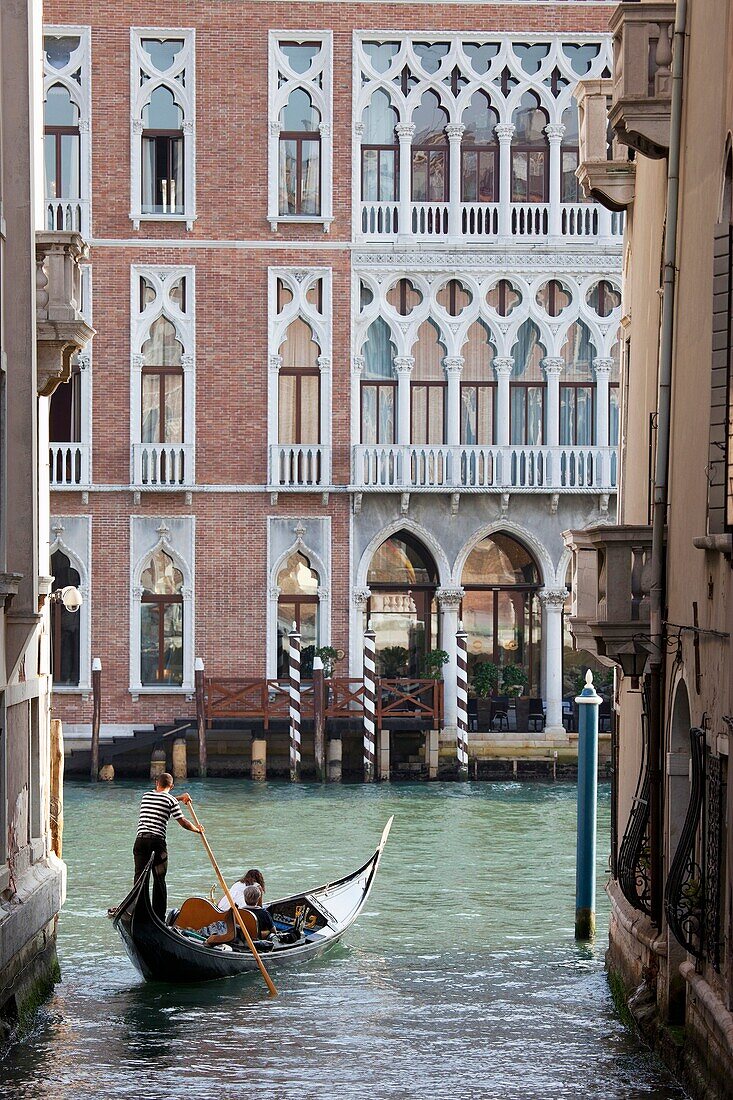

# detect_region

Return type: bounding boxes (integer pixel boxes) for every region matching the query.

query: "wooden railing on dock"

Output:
[204,676,442,729]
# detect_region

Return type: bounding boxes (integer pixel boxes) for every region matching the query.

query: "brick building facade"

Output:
[43,2,622,774]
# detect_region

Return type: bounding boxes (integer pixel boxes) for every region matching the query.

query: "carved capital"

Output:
[131,352,144,369]
[593,358,615,374]
[269,585,281,602]
[443,356,464,375]
[319,122,332,138]
[444,123,465,143]
[132,118,143,135]
[354,121,365,138]
[436,586,465,611]
[544,123,566,143]
[269,120,282,136]
[182,120,194,136]
[393,355,414,375]
[269,354,283,373]
[542,356,565,377]
[395,123,415,143]
[352,354,366,375]
[317,355,331,372]
[181,353,195,370]
[352,585,371,608]
[493,356,514,377]
[78,118,90,133]
[495,123,515,143]
[132,585,144,600]
[77,352,91,372]
[317,586,330,602]
[539,587,568,610]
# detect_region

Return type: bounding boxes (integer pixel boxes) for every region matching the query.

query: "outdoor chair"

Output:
[528,698,544,731]
[490,696,509,731]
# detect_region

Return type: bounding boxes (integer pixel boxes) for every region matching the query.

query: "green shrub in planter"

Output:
[473,661,500,698]
[502,665,528,697]
[422,649,449,679]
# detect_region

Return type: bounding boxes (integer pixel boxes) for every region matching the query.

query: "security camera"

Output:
[59,585,83,613]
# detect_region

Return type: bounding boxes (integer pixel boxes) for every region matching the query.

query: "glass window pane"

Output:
[299,602,318,648]
[164,375,183,443]
[528,152,546,201]
[362,385,377,444]
[279,139,297,214]
[170,135,184,211]
[141,136,156,211]
[142,374,160,443]
[527,387,544,444]
[45,36,81,70]
[279,374,297,443]
[512,151,528,201]
[379,150,397,200]
[412,386,428,444]
[280,42,320,74]
[412,150,427,201]
[44,134,57,197]
[141,39,184,71]
[462,150,477,202]
[141,549,183,594]
[140,603,160,685]
[478,386,494,444]
[427,386,444,443]
[576,387,593,445]
[280,87,320,131]
[142,316,182,367]
[609,388,620,446]
[560,386,574,445]
[143,86,183,130]
[428,151,446,201]
[277,551,319,595]
[461,386,477,444]
[479,151,496,202]
[45,84,78,127]
[162,602,183,684]
[562,150,579,202]
[277,602,296,676]
[300,374,320,444]
[510,388,526,444]
[462,590,495,678]
[379,386,395,443]
[300,140,320,214]
[362,148,378,200]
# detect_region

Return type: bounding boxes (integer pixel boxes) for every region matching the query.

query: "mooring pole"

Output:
[194,656,207,778]
[288,623,302,782]
[90,657,101,782]
[455,622,469,777]
[313,655,325,782]
[362,624,377,782]
[575,668,601,940]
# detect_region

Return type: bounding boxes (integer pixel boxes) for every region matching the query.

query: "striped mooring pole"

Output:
[288,622,302,782]
[456,623,469,775]
[363,624,377,782]
[575,668,601,939]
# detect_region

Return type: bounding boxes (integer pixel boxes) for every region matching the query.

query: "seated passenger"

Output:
[206,883,274,947]
[216,867,266,913]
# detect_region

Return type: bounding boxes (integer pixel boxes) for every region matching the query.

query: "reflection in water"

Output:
[2,780,687,1100]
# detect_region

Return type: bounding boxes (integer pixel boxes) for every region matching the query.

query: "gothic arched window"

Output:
[140,548,184,685]
[279,87,321,216]
[511,92,549,203]
[51,549,81,686]
[277,551,319,677]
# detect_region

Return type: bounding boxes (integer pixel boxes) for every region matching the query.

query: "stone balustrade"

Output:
[35,230,93,397]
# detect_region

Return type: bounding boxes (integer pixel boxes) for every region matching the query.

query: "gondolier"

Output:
[131,772,202,918]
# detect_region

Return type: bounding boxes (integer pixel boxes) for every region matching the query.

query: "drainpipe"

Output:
[648,0,687,928]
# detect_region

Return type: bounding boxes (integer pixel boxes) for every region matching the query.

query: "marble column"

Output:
[542,357,564,449]
[351,354,365,446]
[495,124,515,237]
[396,123,415,239]
[445,123,465,238]
[394,355,414,446]
[540,587,569,736]
[494,357,513,447]
[545,123,565,237]
[437,587,465,731]
[593,358,613,449]
[444,356,464,446]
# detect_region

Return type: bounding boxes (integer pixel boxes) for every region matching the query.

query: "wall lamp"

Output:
[49,585,83,613]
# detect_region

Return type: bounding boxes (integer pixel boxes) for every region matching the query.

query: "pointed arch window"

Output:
[277,551,319,677]
[44,84,80,201]
[367,533,438,677]
[560,321,595,445]
[361,318,396,445]
[279,318,320,445]
[279,87,321,215]
[560,105,582,203]
[511,92,549,203]
[511,321,545,444]
[141,316,184,444]
[412,92,449,202]
[361,90,399,202]
[140,548,184,685]
[142,85,184,214]
[461,92,498,202]
[609,340,622,447]
[411,320,446,444]
[461,320,496,445]
[51,549,81,686]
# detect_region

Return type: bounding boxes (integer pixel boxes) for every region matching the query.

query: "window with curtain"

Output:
[560,321,595,446]
[436,279,472,316]
[361,89,399,201]
[511,92,549,203]
[361,317,396,444]
[461,91,498,202]
[386,278,423,315]
[141,86,184,214]
[536,279,571,317]
[461,320,496,445]
[587,280,621,317]
[277,551,319,677]
[609,342,622,447]
[510,320,545,444]
[44,83,80,200]
[560,106,583,203]
[411,91,449,202]
[51,549,81,686]
[278,317,320,444]
[411,319,446,444]
[141,316,184,444]
[279,87,321,215]
[140,549,184,685]
[487,279,522,316]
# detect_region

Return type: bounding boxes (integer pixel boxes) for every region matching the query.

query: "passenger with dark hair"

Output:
[216,867,266,913]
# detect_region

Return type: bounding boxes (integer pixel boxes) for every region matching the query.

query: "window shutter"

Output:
[708,223,732,534]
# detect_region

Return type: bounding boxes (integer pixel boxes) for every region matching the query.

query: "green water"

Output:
[2,780,686,1099]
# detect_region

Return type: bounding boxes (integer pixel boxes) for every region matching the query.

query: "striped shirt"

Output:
[136,790,183,839]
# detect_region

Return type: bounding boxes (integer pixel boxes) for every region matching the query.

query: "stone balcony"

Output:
[562,523,652,661]
[269,444,331,490]
[574,79,636,212]
[49,442,90,488]
[608,2,675,160]
[131,443,195,489]
[352,444,618,493]
[35,231,93,397]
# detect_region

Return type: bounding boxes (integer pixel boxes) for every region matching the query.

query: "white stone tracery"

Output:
[268,32,333,232]
[130,265,196,486]
[43,25,91,236]
[130,28,196,229]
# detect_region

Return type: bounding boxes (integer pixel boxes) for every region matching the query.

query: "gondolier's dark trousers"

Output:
[134,832,168,919]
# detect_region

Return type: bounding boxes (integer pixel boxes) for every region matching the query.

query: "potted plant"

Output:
[503,665,529,729]
[472,661,500,729]
[379,646,409,678]
[315,645,343,679]
[422,649,449,679]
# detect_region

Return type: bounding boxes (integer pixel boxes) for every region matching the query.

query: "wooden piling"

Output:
[195,656,207,778]
[313,657,325,782]
[150,747,166,779]
[327,737,342,782]
[50,719,64,857]
[172,736,188,780]
[251,737,267,781]
[90,657,101,782]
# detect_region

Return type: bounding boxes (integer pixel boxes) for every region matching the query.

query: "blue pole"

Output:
[575,669,601,940]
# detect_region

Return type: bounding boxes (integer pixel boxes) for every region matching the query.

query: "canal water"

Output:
[3,779,687,1099]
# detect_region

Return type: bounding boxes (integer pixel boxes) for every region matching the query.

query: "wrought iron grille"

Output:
[705,753,723,971]
[617,688,652,915]
[665,727,706,959]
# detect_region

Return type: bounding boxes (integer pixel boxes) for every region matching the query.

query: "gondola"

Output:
[112,816,393,984]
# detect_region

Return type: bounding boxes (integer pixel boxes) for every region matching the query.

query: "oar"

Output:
[186,800,278,997]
